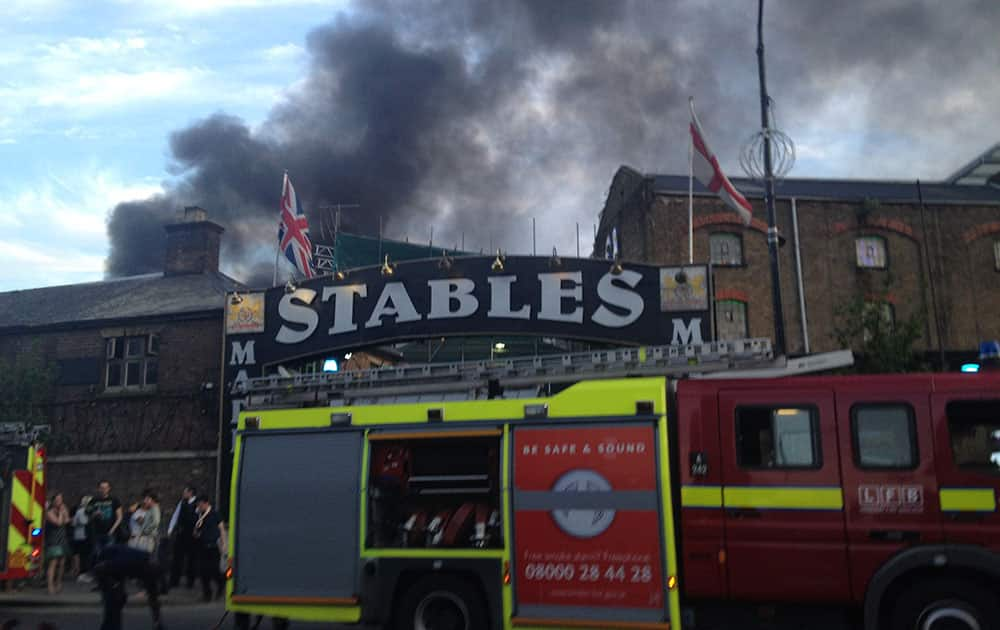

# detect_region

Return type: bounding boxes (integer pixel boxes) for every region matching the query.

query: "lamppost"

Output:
[740,0,796,357]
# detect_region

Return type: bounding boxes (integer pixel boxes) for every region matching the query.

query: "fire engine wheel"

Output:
[395,574,488,630]
[890,578,1000,630]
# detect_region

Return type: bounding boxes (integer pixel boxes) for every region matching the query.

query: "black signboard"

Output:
[217,256,712,506]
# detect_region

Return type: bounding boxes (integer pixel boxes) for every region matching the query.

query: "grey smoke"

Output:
[105,0,1000,285]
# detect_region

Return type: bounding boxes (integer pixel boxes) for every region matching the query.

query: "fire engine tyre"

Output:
[395,574,489,630]
[889,577,1000,630]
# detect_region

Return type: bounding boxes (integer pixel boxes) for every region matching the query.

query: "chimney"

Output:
[163,206,224,276]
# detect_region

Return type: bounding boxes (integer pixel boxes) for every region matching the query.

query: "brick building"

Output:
[595,144,1000,366]
[0,207,243,508]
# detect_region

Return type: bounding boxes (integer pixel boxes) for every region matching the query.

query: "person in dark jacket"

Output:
[193,495,226,601]
[91,544,165,630]
[167,485,198,589]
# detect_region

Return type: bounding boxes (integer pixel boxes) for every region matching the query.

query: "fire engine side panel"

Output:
[674,384,726,599]
[716,387,851,603]
[930,375,1000,550]
[832,382,942,603]
[232,430,362,601]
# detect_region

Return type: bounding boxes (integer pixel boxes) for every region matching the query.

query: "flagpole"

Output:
[688,101,694,265]
[756,0,787,357]
[273,171,287,287]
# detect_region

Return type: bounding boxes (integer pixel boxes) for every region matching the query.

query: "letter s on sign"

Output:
[592,270,644,328]
[276,288,319,344]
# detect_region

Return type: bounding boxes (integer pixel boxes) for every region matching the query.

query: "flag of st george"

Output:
[689,99,753,225]
[278,173,315,279]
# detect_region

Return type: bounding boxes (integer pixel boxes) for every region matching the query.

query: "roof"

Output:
[650,174,1000,205]
[946,142,1000,186]
[323,232,477,271]
[0,271,246,331]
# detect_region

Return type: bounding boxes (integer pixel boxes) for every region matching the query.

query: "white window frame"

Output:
[710,232,743,267]
[104,334,159,392]
[856,236,888,269]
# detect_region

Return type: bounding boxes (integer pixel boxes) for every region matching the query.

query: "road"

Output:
[0,602,365,630]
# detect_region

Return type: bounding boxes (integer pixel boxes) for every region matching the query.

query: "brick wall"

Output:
[47,457,217,522]
[0,313,225,508]
[597,173,1000,359]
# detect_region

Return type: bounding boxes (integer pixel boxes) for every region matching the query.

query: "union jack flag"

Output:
[278,173,315,279]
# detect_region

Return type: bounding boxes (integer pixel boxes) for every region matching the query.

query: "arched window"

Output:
[716,299,748,340]
[710,233,743,266]
[855,236,887,269]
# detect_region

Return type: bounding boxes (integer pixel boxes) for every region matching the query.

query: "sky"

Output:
[1,0,997,292]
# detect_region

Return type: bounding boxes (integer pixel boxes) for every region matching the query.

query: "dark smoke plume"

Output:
[106,0,1000,285]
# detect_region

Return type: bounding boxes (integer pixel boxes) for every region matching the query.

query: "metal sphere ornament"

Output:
[739,126,796,182]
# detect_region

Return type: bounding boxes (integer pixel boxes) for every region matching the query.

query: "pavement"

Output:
[0,576,212,608]
[0,579,367,629]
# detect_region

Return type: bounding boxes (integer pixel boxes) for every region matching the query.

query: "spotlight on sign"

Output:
[284,280,298,294]
[322,358,339,372]
[438,251,453,271]
[610,256,623,276]
[380,255,395,277]
[491,250,505,272]
[550,247,561,268]
[229,292,244,306]
[334,270,346,281]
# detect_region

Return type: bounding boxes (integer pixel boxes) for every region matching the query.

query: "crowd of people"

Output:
[42,481,228,602]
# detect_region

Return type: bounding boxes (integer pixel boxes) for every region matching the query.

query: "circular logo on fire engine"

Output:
[550,469,615,539]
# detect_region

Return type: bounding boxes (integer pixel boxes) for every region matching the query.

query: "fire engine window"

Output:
[736,406,820,469]
[852,404,917,469]
[947,400,1000,475]
[367,435,502,550]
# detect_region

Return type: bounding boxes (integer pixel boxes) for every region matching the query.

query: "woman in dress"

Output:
[45,492,71,594]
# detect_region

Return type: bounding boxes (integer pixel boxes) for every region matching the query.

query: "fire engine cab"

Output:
[226,340,1000,630]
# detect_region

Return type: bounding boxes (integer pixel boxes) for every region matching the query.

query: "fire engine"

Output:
[0,424,46,584]
[225,339,1000,630]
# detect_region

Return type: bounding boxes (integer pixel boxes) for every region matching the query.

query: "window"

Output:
[852,404,917,469]
[856,236,887,269]
[736,406,820,469]
[716,300,748,341]
[710,233,743,266]
[947,400,1000,475]
[862,302,895,343]
[105,334,159,390]
[994,240,1000,271]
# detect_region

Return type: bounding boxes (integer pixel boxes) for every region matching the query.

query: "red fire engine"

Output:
[227,341,1000,630]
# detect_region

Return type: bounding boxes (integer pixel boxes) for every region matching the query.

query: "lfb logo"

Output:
[858,484,924,514]
[550,469,615,539]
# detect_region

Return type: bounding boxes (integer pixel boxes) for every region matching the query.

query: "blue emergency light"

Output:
[980,340,1000,360]
[31,527,42,537]
[322,358,339,372]
[961,363,981,373]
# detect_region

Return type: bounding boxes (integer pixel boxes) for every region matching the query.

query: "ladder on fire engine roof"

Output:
[238,338,855,408]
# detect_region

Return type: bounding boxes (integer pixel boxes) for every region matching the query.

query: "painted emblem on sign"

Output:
[550,469,615,539]
[226,293,265,334]
[660,266,708,312]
